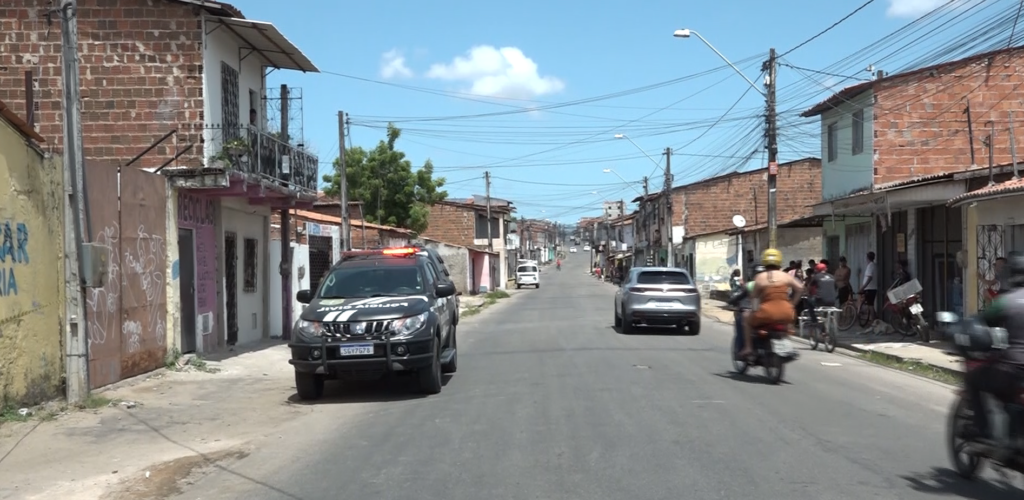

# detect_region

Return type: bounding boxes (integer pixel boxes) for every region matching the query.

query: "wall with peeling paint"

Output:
[0,118,65,407]
[165,188,180,352]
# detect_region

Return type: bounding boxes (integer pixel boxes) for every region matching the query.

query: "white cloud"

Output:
[886,0,950,18]
[425,45,565,99]
[380,49,413,79]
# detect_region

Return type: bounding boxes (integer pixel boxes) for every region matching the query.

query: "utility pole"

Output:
[1011,111,1020,180]
[983,121,995,186]
[642,176,649,196]
[485,171,493,252]
[279,84,292,340]
[58,0,89,403]
[664,147,674,267]
[337,111,350,251]
[764,48,779,249]
[964,99,978,169]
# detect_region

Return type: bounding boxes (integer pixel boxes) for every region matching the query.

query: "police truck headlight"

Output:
[391,312,430,339]
[294,319,324,337]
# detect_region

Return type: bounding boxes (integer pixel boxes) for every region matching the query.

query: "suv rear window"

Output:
[517,266,538,273]
[637,271,691,285]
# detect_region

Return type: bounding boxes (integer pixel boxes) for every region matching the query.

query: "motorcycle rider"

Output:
[727,265,766,355]
[738,249,805,358]
[964,251,1024,449]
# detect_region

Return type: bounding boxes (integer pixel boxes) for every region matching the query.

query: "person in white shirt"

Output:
[858,251,878,316]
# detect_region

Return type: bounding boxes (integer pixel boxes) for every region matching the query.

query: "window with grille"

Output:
[852,109,865,155]
[243,237,258,293]
[221,62,240,140]
[827,122,838,162]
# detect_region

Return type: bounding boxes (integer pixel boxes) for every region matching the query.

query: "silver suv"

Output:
[614,267,701,335]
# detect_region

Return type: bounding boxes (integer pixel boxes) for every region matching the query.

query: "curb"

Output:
[702,307,964,381]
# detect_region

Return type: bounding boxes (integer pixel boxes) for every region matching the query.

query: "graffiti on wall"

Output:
[0,221,29,297]
[177,192,218,340]
[694,236,736,282]
[85,223,167,353]
[84,163,169,388]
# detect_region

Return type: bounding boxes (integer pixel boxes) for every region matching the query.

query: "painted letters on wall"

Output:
[0,221,29,297]
[177,192,218,342]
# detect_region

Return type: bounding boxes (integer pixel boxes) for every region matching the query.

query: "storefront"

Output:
[950,175,1024,315]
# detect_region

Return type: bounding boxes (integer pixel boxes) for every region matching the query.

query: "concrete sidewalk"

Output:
[700,299,964,378]
[0,341,321,499]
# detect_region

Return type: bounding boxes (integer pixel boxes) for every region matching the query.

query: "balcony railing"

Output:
[205,124,318,193]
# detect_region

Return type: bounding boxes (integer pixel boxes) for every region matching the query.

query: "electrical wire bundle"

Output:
[324,0,1024,220]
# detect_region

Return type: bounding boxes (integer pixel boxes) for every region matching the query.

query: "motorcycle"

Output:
[729,305,799,384]
[936,311,1024,480]
[893,292,930,341]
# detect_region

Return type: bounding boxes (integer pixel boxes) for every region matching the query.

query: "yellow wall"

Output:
[0,119,65,407]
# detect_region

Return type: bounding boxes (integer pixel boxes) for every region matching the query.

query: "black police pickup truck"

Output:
[289,247,459,400]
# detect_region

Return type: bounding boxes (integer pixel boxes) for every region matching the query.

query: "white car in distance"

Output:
[516,264,540,289]
[570,247,577,253]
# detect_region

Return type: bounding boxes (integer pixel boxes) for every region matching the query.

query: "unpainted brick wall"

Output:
[871,48,1024,184]
[420,203,476,247]
[671,158,822,235]
[0,0,205,169]
[306,202,364,221]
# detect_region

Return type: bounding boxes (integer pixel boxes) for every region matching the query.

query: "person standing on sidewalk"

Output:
[858,251,878,317]
[834,256,853,306]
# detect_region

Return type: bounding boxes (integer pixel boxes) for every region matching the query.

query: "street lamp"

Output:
[674,27,779,248]
[614,134,663,170]
[602,168,645,197]
[673,29,765,96]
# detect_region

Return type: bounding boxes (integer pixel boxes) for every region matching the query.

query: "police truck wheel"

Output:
[294,372,324,401]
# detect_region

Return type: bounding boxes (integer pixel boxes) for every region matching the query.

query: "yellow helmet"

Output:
[761,248,783,268]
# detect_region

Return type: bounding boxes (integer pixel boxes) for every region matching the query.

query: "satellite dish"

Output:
[732,215,747,228]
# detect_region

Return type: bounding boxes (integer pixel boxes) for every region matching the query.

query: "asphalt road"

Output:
[172,255,1022,500]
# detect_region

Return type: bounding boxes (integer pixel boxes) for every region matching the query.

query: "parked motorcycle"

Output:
[901,292,930,341]
[936,311,1024,480]
[729,306,798,384]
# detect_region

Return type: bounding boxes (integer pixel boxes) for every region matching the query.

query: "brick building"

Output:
[801,46,1024,313]
[1,0,321,377]
[665,157,823,282]
[420,198,515,290]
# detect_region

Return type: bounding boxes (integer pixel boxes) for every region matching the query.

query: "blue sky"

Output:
[234,0,989,223]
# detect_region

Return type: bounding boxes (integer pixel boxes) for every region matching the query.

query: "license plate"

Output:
[909,303,923,314]
[339,343,374,356]
[771,339,794,354]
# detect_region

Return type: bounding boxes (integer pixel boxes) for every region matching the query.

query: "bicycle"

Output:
[838,291,874,331]
[798,298,838,353]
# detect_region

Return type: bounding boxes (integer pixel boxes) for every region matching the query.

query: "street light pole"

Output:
[602,168,645,198]
[674,28,778,247]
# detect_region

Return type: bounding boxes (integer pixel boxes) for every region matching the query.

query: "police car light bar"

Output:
[381,247,418,255]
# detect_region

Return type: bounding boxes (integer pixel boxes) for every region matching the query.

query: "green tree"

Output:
[322,124,448,234]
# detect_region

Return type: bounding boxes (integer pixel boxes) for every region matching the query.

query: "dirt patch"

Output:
[107,447,251,500]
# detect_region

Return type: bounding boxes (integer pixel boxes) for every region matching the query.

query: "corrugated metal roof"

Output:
[947,177,1024,207]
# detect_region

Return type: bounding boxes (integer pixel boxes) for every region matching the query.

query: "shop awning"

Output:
[948,177,1024,207]
[810,174,966,217]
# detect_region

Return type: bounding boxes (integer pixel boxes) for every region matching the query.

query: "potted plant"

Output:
[223,137,249,156]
